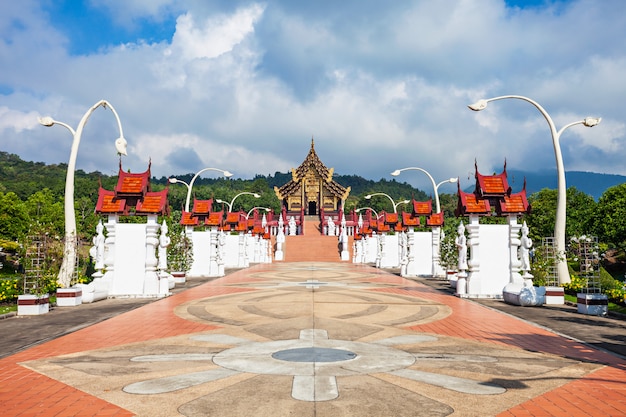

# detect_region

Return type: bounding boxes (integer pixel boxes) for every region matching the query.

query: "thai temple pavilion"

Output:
[456,161,530,217]
[95,161,169,216]
[274,139,351,216]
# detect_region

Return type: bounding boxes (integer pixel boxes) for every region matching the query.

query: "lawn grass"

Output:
[0,304,17,315]
[564,293,626,315]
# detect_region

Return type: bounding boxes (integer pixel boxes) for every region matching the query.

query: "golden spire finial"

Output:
[311,136,314,149]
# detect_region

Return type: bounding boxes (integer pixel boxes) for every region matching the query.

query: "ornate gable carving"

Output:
[274,139,351,213]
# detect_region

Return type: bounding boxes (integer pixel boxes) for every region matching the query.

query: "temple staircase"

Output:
[283,216,350,262]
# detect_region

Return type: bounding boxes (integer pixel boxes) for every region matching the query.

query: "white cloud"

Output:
[0,107,40,133]
[169,5,264,61]
[1,0,626,194]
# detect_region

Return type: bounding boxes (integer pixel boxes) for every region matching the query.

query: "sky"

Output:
[1,0,625,193]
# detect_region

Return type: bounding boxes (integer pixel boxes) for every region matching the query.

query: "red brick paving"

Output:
[1,263,625,416]
[374,280,626,417]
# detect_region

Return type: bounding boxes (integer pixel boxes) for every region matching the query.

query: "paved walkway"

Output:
[1,262,624,416]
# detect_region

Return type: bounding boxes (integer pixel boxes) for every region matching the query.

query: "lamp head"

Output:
[253,193,260,198]
[468,99,488,111]
[390,170,401,176]
[115,137,128,156]
[38,116,55,127]
[216,199,225,204]
[364,195,372,199]
[400,199,410,204]
[223,171,234,177]
[583,117,601,127]
[449,177,458,183]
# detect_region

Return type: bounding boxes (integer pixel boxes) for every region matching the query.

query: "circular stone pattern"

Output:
[272,347,357,363]
[213,338,415,377]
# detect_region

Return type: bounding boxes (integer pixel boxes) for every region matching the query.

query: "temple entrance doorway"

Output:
[308,201,317,215]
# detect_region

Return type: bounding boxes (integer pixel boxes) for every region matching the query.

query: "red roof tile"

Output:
[402,212,420,227]
[412,200,433,215]
[114,165,150,196]
[191,199,213,215]
[95,188,127,214]
[499,191,530,214]
[427,212,444,226]
[384,212,398,224]
[457,189,491,215]
[180,211,199,226]
[205,211,223,226]
[135,189,169,215]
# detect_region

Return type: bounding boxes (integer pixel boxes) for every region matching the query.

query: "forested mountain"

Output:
[0,151,118,200]
[504,169,626,201]
[3,151,626,281]
[2,151,625,204]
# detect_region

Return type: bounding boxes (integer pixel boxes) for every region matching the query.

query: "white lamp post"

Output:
[216,192,260,212]
[391,168,457,214]
[355,207,380,219]
[168,178,191,210]
[364,193,409,213]
[39,100,128,288]
[170,167,233,212]
[468,95,601,284]
[246,207,271,218]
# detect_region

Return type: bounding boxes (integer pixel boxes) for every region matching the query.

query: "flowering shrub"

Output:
[561,269,626,306]
[605,287,626,304]
[0,278,20,303]
[439,231,459,272]
[562,274,587,294]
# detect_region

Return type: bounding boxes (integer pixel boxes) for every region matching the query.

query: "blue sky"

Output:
[0,0,624,193]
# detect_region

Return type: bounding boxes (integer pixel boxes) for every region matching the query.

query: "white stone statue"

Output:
[327,217,336,236]
[519,221,533,273]
[218,230,227,261]
[455,222,468,271]
[276,228,285,248]
[288,216,297,236]
[90,220,105,272]
[399,232,408,276]
[157,220,170,271]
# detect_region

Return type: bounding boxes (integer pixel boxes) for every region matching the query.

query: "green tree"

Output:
[593,183,626,247]
[0,192,29,240]
[25,189,64,239]
[525,187,595,242]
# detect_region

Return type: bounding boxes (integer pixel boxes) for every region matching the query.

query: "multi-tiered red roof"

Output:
[180,198,213,226]
[410,198,444,227]
[456,161,530,217]
[95,162,169,216]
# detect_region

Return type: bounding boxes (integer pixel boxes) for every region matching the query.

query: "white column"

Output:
[466,215,481,295]
[431,226,445,277]
[143,215,160,294]
[102,215,118,284]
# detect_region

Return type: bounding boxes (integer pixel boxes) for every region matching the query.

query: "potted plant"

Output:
[17,233,55,315]
[167,214,193,283]
[439,223,460,283]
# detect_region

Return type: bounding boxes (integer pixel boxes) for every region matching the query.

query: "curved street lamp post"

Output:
[246,207,271,218]
[468,95,601,284]
[364,193,409,213]
[355,207,380,219]
[39,100,128,288]
[170,168,233,212]
[391,168,457,213]
[216,192,261,212]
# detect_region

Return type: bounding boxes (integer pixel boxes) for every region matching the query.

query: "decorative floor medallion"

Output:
[22,263,599,416]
